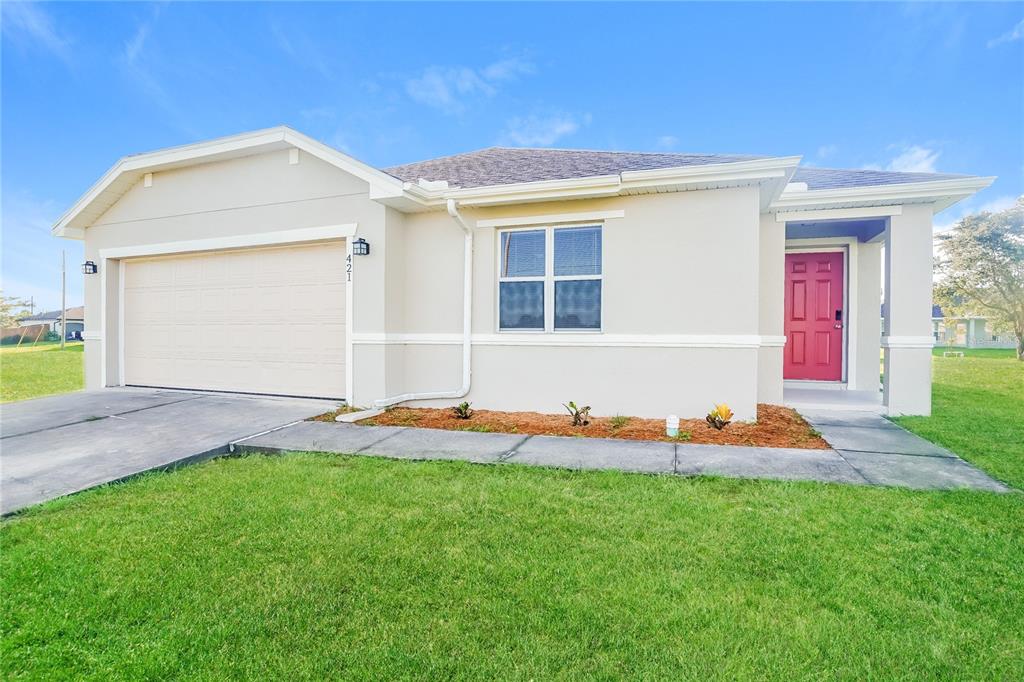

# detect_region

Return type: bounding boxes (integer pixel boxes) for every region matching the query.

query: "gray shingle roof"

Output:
[383,146,971,192]
[384,147,766,189]
[792,166,970,191]
[22,306,84,321]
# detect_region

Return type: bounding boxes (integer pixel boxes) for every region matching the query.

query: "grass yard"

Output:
[0,342,84,403]
[3,455,1023,680]
[894,348,1023,488]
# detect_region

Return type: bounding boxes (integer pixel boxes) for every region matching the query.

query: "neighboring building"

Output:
[932,305,1016,349]
[18,306,85,338]
[52,127,993,417]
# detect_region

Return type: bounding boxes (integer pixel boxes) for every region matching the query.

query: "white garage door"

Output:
[123,241,346,398]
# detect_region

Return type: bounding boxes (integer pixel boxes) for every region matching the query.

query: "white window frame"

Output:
[497,223,604,333]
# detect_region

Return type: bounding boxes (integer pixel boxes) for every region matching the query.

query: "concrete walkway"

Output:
[1,388,339,515]
[236,416,1011,492]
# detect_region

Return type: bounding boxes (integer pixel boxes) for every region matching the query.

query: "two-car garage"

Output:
[121,240,346,399]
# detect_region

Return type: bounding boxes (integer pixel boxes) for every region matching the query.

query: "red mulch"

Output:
[325,404,827,449]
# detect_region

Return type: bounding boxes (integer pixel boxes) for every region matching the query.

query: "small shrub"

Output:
[563,401,592,427]
[44,331,61,342]
[609,415,630,430]
[705,403,734,430]
[452,401,474,419]
[674,430,692,442]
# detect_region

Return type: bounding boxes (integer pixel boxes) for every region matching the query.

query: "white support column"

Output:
[757,213,785,403]
[882,205,934,415]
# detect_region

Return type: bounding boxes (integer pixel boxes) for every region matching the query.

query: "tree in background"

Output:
[935,198,1024,360]
[0,293,32,329]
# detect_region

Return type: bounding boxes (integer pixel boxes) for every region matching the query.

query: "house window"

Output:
[499,225,602,331]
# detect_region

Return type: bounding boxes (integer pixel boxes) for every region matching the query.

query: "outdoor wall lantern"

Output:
[352,238,370,256]
[81,261,98,275]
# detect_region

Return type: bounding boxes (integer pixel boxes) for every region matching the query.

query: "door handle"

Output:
[834,309,843,329]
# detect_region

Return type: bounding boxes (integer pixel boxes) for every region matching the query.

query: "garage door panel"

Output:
[123,241,345,398]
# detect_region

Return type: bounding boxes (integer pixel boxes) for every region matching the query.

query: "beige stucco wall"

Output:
[365,186,764,419]
[81,148,381,390]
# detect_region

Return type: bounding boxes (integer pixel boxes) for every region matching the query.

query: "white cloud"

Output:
[498,113,586,147]
[886,144,941,173]
[406,67,492,113]
[656,135,679,150]
[405,55,535,114]
[978,195,1019,213]
[1,1,73,63]
[987,18,1024,48]
[480,55,534,81]
[817,144,838,159]
[932,194,1021,234]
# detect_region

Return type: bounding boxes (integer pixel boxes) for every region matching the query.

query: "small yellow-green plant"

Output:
[452,401,474,419]
[705,403,734,430]
[564,401,592,427]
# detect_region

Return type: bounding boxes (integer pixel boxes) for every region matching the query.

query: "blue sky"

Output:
[2,1,1022,311]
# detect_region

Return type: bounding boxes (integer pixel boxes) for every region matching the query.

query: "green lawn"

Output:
[3,456,1023,680]
[894,348,1023,488]
[0,342,83,403]
[2,350,1022,679]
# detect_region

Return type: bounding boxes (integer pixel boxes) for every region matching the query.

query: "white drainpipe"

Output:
[373,198,473,408]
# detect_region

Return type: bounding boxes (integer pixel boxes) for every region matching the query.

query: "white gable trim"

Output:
[53,127,404,237]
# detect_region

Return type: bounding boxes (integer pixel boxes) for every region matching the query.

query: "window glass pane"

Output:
[554,226,601,276]
[500,281,544,329]
[501,230,545,277]
[555,280,601,330]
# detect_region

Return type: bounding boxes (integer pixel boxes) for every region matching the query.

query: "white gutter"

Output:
[373,198,473,408]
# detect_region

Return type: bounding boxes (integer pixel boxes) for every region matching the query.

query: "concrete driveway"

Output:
[0,388,338,515]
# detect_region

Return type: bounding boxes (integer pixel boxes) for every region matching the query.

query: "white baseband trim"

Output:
[351,332,766,349]
[81,331,102,341]
[881,335,935,349]
[759,335,787,347]
[98,223,357,260]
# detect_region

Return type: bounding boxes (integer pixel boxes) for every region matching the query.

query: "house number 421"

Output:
[346,253,353,282]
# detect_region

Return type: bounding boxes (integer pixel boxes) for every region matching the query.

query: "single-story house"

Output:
[932,305,1016,349]
[52,127,993,418]
[18,306,85,337]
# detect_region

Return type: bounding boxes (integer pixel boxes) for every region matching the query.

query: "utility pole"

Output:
[60,251,66,350]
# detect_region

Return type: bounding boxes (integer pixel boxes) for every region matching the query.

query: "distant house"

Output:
[932,305,1015,349]
[18,306,85,338]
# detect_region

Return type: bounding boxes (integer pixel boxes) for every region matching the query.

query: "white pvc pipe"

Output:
[373,199,473,408]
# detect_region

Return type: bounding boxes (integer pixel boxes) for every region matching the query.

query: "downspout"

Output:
[373,198,472,407]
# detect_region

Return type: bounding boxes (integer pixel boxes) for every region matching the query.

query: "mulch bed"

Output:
[316,404,828,449]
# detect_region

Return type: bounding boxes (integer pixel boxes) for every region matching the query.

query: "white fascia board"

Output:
[52,126,406,238]
[443,174,623,207]
[405,157,802,210]
[619,155,800,188]
[775,205,903,223]
[771,176,996,213]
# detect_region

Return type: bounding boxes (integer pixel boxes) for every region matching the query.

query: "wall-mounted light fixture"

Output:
[82,260,98,275]
[352,238,370,256]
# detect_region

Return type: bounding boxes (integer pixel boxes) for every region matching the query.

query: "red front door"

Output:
[784,251,844,381]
